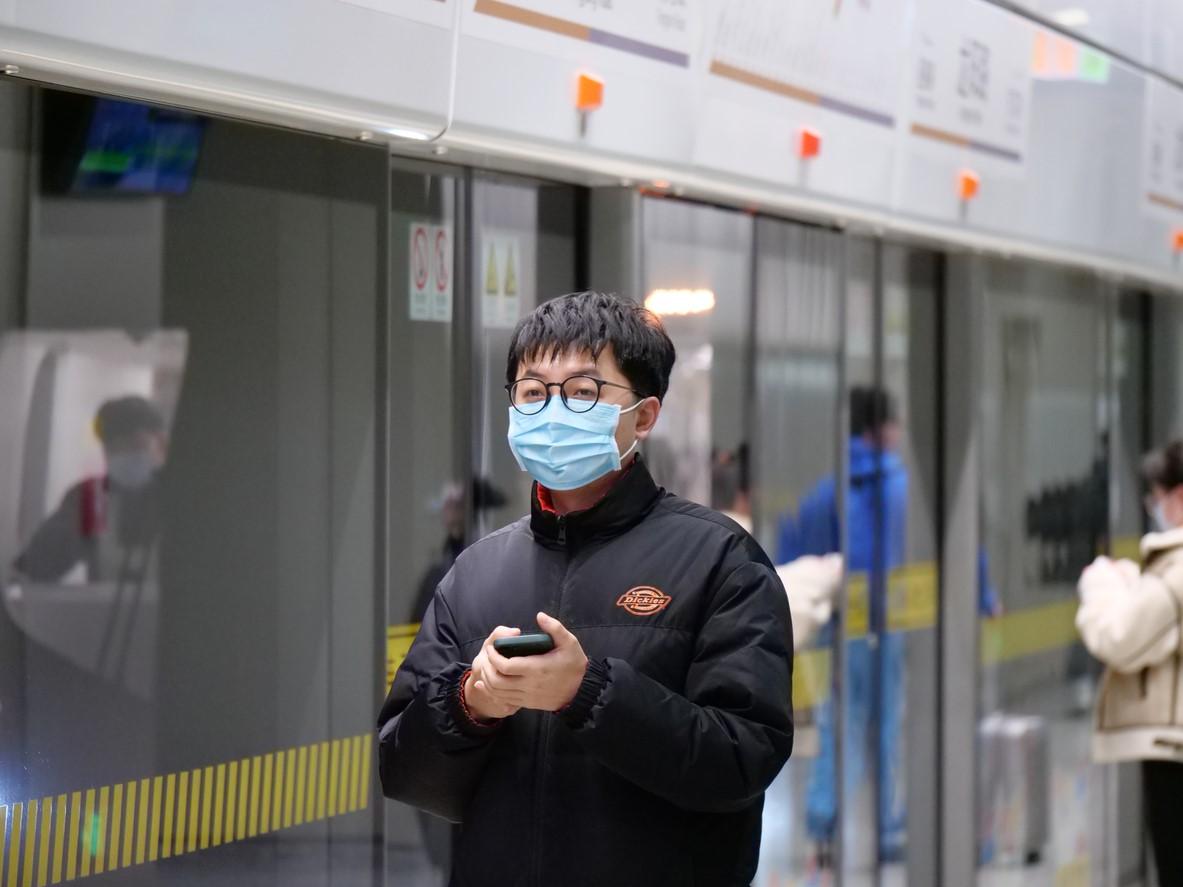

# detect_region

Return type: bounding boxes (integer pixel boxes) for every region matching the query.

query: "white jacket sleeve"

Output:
[776,554,843,649]
[1076,556,1181,674]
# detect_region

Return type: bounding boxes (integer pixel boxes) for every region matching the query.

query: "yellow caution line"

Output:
[0,733,373,885]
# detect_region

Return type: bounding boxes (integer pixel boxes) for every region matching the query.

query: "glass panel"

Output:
[750,218,844,884]
[0,82,386,884]
[840,236,880,880]
[975,260,1106,886]
[881,244,941,886]
[385,163,461,884]
[1151,293,1183,443]
[1105,291,1148,886]
[473,178,577,537]
[639,197,753,511]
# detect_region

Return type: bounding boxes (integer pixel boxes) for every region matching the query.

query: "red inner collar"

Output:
[534,458,637,517]
[535,484,559,515]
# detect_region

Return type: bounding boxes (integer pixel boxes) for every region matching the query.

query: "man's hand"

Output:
[465,626,524,722]
[479,612,589,713]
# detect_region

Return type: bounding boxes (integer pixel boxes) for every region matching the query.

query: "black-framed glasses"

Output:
[506,375,642,416]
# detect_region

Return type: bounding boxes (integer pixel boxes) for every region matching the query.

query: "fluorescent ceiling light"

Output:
[1052,8,1090,28]
[644,288,717,316]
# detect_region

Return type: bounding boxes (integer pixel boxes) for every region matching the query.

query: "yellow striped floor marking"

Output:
[22,798,37,887]
[173,773,188,858]
[120,782,135,869]
[66,792,81,882]
[294,747,308,827]
[199,767,213,851]
[79,793,93,878]
[304,746,317,825]
[336,740,350,816]
[147,777,162,864]
[360,734,372,812]
[235,760,249,842]
[1,734,371,886]
[348,737,362,812]
[51,793,66,885]
[134,779,149,865]
[260,755,274,835]
[211,766,225,849]
[160,776,175,860]
[8,803,22,887]
[186,770,201,854]
[106,787,122,874]
[327,741,340,818]
[38,796,52,887]
[247,758,261,839]
[224,763,238,846]
[270,754,284,834]
[91,788,107,876]
[316,742,329,821]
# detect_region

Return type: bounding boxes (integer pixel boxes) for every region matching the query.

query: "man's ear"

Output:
[633,397,661,441]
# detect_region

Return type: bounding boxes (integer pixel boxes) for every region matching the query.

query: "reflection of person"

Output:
[711,444,842,649]
[411,478,508,623]
[777,386,907,864]
[1076,440,1183,885]
[13,396,165,583]
[410,476,506,885]
[378,292,794,887]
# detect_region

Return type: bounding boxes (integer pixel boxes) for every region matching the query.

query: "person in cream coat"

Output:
[1076,439,1183,884]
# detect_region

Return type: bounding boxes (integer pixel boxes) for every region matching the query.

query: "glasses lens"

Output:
[562,376,601,412]
[511,379,548,415]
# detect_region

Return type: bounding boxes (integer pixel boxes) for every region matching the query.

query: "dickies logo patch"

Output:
[616,586,671,616]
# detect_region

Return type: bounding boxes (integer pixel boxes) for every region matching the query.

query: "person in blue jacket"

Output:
[778,387,999,867]
[776,387,906,865]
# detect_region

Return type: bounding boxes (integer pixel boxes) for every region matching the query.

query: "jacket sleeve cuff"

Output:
[449,668,504,738]
[558,658,611,730]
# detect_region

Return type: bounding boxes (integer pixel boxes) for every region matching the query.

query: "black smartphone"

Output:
[493,633,554,658]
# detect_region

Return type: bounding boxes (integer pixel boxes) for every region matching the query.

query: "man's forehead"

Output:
[519,345,615,374]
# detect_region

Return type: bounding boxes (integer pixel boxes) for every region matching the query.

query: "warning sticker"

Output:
[480,231,523,329]
[409,222,453,322]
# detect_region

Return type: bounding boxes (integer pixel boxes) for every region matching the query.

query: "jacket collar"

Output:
[529,455,662,550]
[1143,526,1183,558]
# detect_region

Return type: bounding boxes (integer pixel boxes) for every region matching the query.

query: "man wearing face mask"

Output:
[378,291,794,887]
[12,395,166,583]
[1076,438,1183,884]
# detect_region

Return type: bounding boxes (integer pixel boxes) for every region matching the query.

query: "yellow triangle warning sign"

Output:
[485,244,500,295]
[504,246,518,297]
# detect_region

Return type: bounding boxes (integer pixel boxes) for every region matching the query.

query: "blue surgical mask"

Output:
[1153,501,1173,533]
[507,398,641,491]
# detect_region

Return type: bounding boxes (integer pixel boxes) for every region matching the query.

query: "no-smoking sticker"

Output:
[409,222,452,322]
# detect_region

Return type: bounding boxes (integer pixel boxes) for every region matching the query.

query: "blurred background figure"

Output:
[777,386,908,866]
[1076,439,1183,886]
[12,394,166,584]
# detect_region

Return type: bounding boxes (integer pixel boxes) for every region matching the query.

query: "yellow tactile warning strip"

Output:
[0,733,372,885]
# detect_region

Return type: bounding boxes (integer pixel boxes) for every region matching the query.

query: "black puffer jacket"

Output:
[377,458,794,887]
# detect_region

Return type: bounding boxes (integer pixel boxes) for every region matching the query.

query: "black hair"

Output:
[505,292,676,401]
[95,396,164,444]
[850,386,897,437]
[1143,439,1183,492]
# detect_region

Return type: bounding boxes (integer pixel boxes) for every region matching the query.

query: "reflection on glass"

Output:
[778,387,907,869]
[751,219,844,884]
[640,197,752,507]
[2,331,186,701]
[976,262,1105,884]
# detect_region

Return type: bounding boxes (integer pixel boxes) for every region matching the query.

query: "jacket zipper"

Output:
[533,523,570,887]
